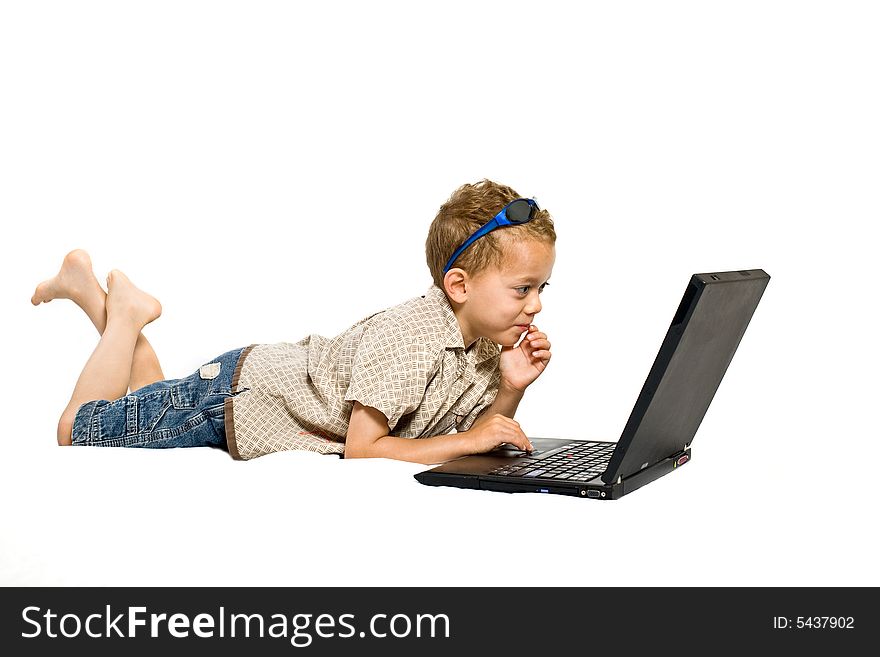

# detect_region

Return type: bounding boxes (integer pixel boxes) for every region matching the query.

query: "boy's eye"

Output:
[515,283,549,295]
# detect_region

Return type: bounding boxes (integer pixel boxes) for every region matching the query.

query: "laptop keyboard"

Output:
[488,441,615,482]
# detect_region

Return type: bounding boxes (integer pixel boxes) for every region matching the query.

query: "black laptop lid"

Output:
[601,269,770,485]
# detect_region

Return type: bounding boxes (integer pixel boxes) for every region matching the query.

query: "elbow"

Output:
[344,439,380,460]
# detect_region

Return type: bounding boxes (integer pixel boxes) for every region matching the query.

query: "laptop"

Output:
[415,269,770,500]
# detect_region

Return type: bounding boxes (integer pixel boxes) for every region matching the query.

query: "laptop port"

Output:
[586,490,600,498]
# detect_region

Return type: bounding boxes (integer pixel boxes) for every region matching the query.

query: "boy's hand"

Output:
[463,414,533,454]
[499,325,552,392]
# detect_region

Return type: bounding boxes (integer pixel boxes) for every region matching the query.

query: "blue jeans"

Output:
[71,347,246,450]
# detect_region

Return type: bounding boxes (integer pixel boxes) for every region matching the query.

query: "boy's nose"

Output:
[525,293,542,315]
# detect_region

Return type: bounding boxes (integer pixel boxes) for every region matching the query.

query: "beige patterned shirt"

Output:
[224,286,502,460]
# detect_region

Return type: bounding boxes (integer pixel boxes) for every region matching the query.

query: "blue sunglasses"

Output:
[443,198,540,274]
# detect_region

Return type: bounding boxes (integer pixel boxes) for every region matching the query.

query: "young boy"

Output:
[33,179,556,465]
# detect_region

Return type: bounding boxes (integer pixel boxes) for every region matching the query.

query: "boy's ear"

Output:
[443,268,469,304]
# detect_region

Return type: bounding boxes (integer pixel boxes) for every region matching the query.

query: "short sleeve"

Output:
[343,319,433,431]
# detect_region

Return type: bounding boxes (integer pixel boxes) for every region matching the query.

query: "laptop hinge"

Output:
[616,475,622,484]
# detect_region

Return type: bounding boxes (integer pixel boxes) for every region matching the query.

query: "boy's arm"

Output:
[345,401,532,465]
[470,383,524,427]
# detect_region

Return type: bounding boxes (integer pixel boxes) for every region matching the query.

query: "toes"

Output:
[31,282,51,305]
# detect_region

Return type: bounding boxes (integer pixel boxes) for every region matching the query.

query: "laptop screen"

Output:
[602,270,770,484]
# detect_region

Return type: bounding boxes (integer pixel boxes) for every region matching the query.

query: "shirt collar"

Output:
[425,286,501,365]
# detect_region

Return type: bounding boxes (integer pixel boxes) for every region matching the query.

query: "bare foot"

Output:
[105,270,162,329]
[31,249,105,308]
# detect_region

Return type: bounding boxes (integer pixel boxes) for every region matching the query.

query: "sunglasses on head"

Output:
[443,198,540,274]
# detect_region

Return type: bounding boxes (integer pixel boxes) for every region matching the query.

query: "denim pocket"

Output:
[171,377,201,409]
[94,395,138,439]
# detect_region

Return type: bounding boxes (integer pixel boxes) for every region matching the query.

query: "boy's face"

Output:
[454,238,556,348]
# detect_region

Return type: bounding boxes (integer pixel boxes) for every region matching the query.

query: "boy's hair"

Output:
[425,179,556,289]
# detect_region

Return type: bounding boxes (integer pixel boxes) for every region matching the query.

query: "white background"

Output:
[1,1,877,586]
